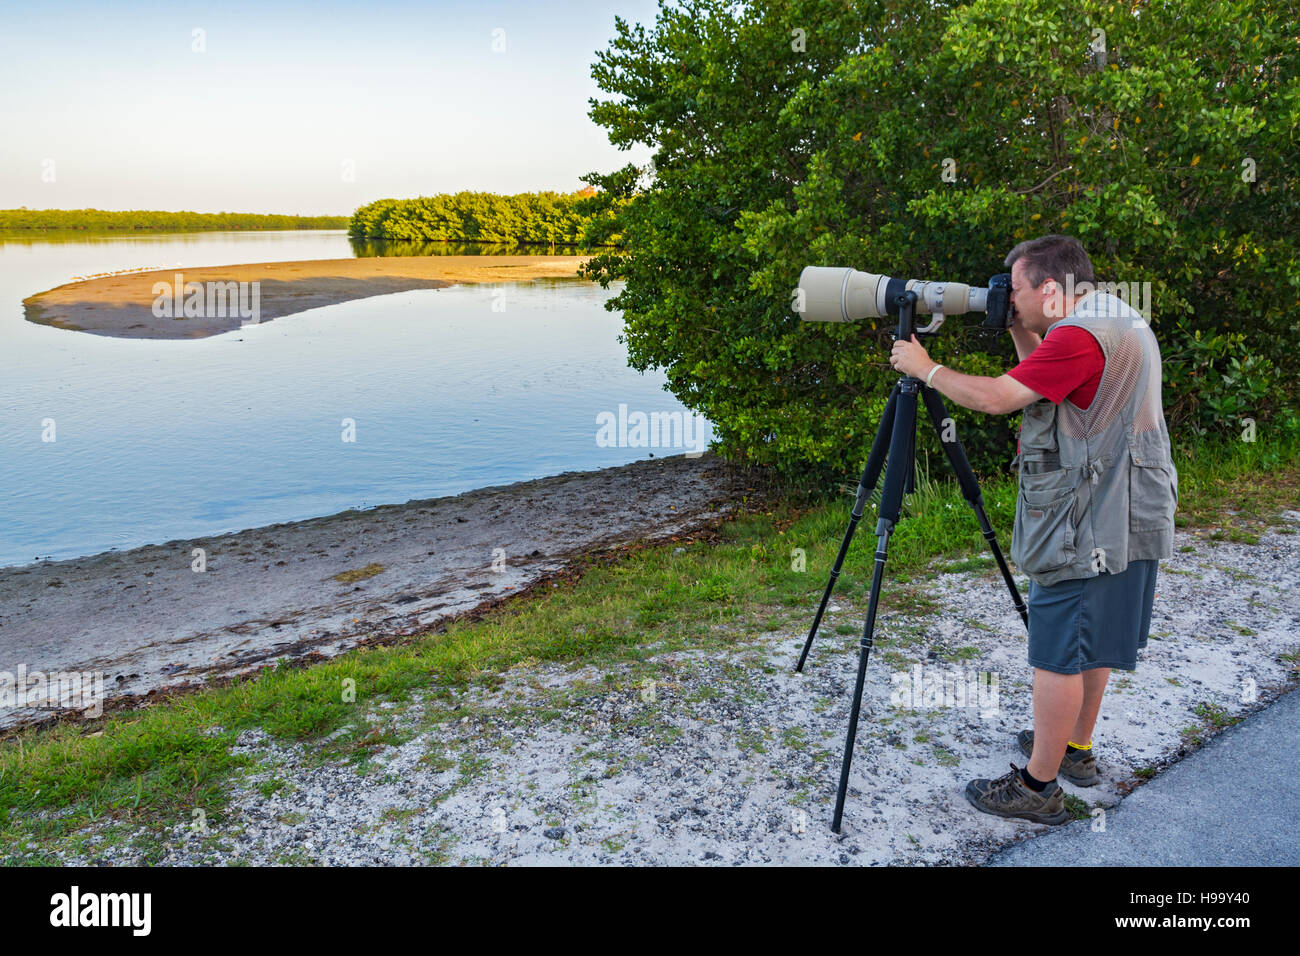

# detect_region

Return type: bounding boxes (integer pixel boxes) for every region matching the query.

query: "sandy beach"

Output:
[22,254,594,339]
[0,451,764,730]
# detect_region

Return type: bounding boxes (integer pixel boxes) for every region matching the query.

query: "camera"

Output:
[797,267,1013,334]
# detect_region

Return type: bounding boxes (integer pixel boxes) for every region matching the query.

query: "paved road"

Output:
[988,685,1300,866]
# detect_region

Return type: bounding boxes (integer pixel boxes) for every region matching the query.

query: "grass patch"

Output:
[1062,793,1092,821]
[937,555,997,574]
[1191,700,1242,731]
[932,746,960,767]
[1168,432,1300,541]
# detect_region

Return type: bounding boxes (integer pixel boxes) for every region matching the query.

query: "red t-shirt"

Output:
[1007,326,1106,452]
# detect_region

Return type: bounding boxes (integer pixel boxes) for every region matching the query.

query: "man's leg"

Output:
[1027,668,1082,783]
[1071,667,1110,746]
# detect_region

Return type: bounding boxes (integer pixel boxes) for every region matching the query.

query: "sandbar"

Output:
[22,254,594,339]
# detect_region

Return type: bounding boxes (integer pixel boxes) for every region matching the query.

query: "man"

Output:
[888,234,1178,825]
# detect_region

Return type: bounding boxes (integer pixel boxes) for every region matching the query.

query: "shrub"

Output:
[580,0,1300,487]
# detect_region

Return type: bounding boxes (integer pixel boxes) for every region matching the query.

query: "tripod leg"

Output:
[831,524,893,833]
[919,386,1028,628]
[831,381,917,833]
[795,383,900,674]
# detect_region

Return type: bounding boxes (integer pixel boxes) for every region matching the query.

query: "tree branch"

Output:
[1016,165,1075,195]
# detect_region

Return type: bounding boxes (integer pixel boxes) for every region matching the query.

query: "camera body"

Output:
[982,272,1013,331]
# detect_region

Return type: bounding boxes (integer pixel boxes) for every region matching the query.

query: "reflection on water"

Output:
[0,229,598,259]
[0,231,709,568]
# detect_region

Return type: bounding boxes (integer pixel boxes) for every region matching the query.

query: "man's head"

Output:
[1004,234,1096,334]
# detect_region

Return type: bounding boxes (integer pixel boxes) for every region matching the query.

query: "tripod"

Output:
[795,290,1029,833]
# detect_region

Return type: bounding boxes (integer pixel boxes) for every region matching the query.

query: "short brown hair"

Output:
[1004,234,1095,288]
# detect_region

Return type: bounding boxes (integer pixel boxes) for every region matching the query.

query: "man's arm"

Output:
[889,332,1046,413]
[928,368,1044,415]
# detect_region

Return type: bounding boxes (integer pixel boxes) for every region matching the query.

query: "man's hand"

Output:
[889,334,937,380]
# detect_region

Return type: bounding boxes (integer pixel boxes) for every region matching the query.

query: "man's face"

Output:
[1009,258,1059,335]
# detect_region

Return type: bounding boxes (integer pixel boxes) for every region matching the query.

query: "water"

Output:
[0,231,709,568]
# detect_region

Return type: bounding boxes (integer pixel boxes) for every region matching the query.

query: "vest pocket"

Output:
[1013,478,1077,574]
[1019,400,1059,454]
[1129,459,1176,532]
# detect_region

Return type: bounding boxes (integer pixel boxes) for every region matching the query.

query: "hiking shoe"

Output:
[964,763,1071,825]
[1017,729,1101,787]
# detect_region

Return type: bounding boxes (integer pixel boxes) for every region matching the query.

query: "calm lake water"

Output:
[0,231,711,568]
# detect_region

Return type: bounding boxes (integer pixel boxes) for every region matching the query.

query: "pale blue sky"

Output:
[0,0,662,215]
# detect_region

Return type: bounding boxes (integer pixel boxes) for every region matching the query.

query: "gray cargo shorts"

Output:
[1026,559,1159,674]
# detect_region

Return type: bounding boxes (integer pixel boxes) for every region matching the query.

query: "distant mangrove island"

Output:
[0,209,350,232]
[348,187,602,245]
[2,187,610,247]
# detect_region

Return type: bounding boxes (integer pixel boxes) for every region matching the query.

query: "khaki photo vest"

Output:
[1009,290,1178,586]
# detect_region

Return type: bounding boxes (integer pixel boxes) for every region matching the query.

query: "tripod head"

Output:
[891,289,922,344]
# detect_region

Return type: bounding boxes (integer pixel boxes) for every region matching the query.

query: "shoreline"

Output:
[21,254,594,339]
[0,452,766,730]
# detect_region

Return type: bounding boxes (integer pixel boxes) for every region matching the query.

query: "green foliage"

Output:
[0,209,348,231]
[581,0,1300,488]
[349,189,600,245]
[347,239,553,257]
[1163,325,1297,441]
